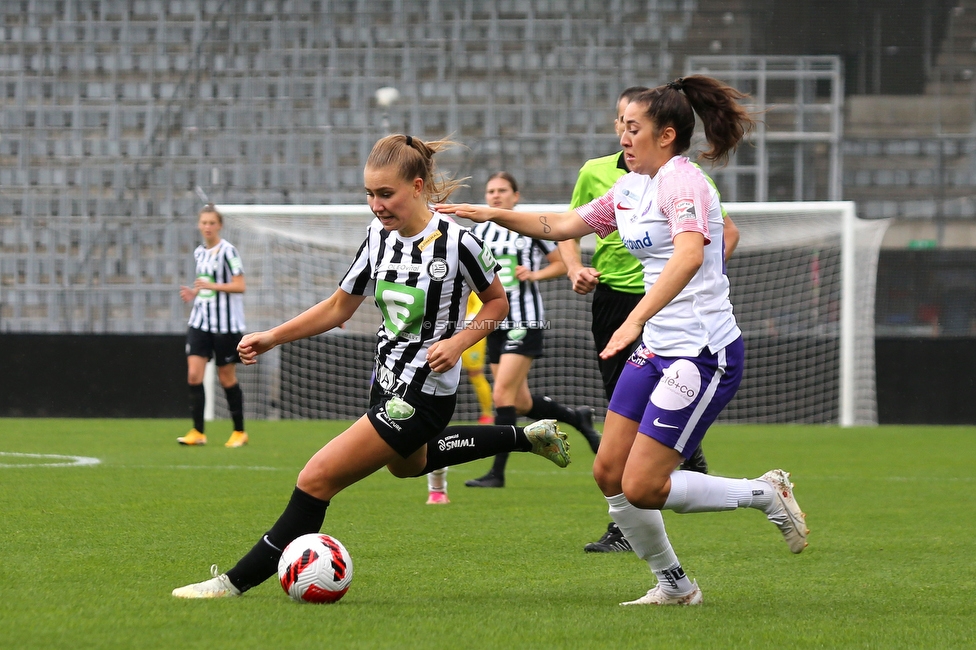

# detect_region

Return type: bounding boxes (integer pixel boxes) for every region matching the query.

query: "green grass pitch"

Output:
[1,418,974,649]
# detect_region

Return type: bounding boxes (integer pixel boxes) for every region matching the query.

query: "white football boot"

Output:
[758,469,809,553]
[620,581,703,606]
[172,565,241,599]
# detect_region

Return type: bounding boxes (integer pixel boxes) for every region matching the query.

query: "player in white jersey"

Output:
[466,172,602,489]
[172,134,572,599]
[177,205,248,449]
[439,76,808,606]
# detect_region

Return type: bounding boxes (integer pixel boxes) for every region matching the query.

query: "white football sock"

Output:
[664,470,773,513]
[606,493,694,596]
[427,467,447,492]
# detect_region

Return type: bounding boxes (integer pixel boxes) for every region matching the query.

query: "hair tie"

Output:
[405,135,413,147]
[667,78,684,91]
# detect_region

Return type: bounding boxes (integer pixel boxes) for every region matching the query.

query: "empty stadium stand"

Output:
[1,0,975,336]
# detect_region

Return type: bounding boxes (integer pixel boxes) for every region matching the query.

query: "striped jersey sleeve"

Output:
[575,189,618,239]
[658,163,713,244]
[339,226,377,296]
[457,228,498,293]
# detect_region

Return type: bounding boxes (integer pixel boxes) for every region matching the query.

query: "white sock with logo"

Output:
[664,470,773,513]
[427,467,447,493]
[606,493,694,596]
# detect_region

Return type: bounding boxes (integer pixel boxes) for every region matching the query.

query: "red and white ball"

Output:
[277,533,353,603]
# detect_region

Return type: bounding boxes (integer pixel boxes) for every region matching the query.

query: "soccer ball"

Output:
[277,533,353,603]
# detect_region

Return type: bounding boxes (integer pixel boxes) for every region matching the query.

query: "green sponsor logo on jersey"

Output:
[377,280,426,340]
[495,254,519,290]
[479,245,496,273]
[196,274,216,299]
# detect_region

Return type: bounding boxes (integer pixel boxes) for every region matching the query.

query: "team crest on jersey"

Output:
[514,236,527,250]
[674,199,697,222]
[427,258,449,281]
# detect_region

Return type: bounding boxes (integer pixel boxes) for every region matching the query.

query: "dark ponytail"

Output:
[633,75,755,165]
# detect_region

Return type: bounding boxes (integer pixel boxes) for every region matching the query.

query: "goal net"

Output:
[213,202,888,426]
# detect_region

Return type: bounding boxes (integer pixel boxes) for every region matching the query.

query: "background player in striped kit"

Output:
[438,77,807,606]
[178,204,248,448]
[425,292,496,505]
[464,172,602,489]
[172,135,572,599]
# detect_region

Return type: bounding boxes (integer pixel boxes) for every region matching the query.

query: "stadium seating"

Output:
[2,1,975,336]
[0,0,704,219]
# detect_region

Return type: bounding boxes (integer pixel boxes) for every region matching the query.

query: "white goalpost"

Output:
[721,202,888,426]
[211,202,888,427]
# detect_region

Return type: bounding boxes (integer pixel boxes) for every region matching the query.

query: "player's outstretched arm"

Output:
[238,288,365,364]
[436,203,592,242]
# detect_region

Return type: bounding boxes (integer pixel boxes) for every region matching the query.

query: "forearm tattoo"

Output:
[539,215,551,234]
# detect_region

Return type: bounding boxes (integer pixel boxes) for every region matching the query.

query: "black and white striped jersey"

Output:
[187,239,246,334]
[470,222,556,329]
[340,213,499,397]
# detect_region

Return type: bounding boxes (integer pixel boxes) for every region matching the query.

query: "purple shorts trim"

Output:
[607,337,744,458]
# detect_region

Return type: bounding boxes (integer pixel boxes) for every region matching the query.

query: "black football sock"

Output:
[188,383,205,432]
[416,411,530,476]
[489,406,518,477]
[494,406,517,428]
[225,487,329,593]
[526,394,580,428]
[224,383,245,431]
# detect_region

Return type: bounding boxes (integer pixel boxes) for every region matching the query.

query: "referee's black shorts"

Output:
[591,285,644,400]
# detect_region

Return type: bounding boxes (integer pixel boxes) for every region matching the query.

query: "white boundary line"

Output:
[0,452,101,468]
[124,464,285,471]
[0,452,288,471]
